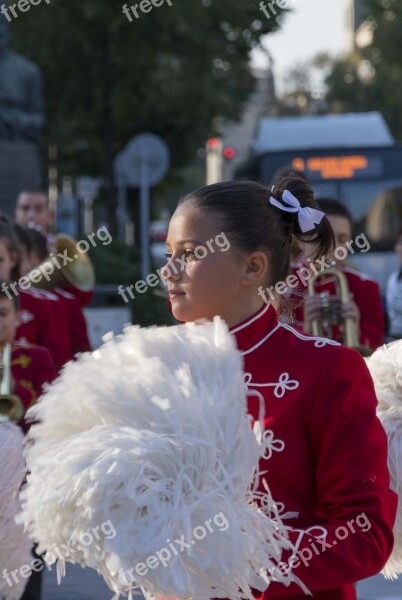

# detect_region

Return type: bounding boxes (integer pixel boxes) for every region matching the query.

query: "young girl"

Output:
[0,221,67,371]
[162,175,397,599]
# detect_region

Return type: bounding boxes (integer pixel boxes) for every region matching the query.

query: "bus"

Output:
[234,112,402,291]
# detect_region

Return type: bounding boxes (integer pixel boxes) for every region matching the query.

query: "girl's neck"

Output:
[220,298,267,329]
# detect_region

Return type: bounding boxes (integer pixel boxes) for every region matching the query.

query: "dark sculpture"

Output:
[0,17,44,142]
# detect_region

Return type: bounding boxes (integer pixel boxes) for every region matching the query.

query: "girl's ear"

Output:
[241,251,268,286]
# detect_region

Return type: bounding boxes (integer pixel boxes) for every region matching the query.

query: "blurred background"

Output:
[2,1,402,598]
[3,0,402,330]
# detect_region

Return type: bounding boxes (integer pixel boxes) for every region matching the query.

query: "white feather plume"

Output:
[0,421,31,600]
[366,340,402,578]
[19,319,299,600]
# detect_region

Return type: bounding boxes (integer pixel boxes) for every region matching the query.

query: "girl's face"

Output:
[0,298,20,345]
[164,201,266,326]
[0,239,16,280]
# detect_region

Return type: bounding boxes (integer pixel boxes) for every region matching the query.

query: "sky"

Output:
[252,0,347,89]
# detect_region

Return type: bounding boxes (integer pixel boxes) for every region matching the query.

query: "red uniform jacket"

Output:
[9,342,56,432]
[53,287,91,356]
[64,284,93,307]
[232,303,396,599]
[16,288,71,372]
[292,266,384,351]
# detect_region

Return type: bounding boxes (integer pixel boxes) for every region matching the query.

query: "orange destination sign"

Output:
[292,156,369,179]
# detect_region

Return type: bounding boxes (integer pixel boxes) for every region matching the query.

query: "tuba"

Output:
[27,234,95,292]
[307,268,373,357]
[0,344,24,423]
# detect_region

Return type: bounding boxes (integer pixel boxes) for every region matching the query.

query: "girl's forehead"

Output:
[169,203,219,238]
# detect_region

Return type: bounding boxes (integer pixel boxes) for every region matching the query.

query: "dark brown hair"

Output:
[0,222,21,281]
[180,176,334,289]
[316,198,353,231]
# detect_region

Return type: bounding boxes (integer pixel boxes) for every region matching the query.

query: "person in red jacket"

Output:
[0,281,56,428]
[14,190,93,307]
[162,176,397,599]
[19,227,91,356]
[0,222,68,372]
[0,282,56,600]
[297,198,384,351]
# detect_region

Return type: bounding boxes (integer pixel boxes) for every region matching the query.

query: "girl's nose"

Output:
[161,257,180,281]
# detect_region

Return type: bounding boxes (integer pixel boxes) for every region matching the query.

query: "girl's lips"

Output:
[168,290,185,298]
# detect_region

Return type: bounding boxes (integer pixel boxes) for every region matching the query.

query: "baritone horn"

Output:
[27,234,95,292]
[0,344,24,423]
[307,268,373,357]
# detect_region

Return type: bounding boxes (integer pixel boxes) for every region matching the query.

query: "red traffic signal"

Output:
[207,137,221,150]
[223,147,236,160]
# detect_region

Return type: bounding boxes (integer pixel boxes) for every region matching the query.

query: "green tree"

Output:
[7,0,287,231]
[325,0,402,139]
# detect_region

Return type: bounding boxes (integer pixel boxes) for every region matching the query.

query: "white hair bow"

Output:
[269,189,325,233]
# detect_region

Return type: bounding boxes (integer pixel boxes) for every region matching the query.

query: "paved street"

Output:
[40,565,402,600]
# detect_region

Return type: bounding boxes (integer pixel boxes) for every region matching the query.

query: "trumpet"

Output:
[307,268,373,357]
[26,234,95,292]
[0,344,24,423]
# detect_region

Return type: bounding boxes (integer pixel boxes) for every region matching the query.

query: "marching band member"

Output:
[0,278,55,600]
[162,176,397,599]
[0,281,56,431]
[19,228,91,357]
[15,190,93,307]
[0,222,66,372]
[298,198,384,351]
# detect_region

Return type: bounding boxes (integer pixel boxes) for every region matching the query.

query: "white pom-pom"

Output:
[19,319,298,599]
[366,341,402,578]
[0,421,32,600]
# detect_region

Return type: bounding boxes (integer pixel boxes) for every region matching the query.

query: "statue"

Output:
[0,17,45,142]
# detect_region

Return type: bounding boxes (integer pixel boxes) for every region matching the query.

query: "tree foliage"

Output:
[325,0,402,139]
[7,0,286,227]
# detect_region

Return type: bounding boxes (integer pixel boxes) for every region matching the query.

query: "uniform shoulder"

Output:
[279,323,340,352]
[12,341,34,351]
[342,266,378,285]
[278,322,368,367]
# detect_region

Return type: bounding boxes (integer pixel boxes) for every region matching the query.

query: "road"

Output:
[40,565,402,600]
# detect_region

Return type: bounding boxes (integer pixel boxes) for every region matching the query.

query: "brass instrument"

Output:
[307,268,373,357]
[0,344,24,423]
[27,234,95,292]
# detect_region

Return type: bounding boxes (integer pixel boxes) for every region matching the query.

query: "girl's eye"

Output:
[165,253,172,261]
[184,250,196,262]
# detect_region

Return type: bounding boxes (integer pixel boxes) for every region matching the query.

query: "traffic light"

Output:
[206,137,223,185]
[223,147,236,160]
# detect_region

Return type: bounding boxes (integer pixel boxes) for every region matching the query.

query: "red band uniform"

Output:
[16,288,71,372]
[232,303,396,599]
[9,342,56,432]
[291,265,384,351]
